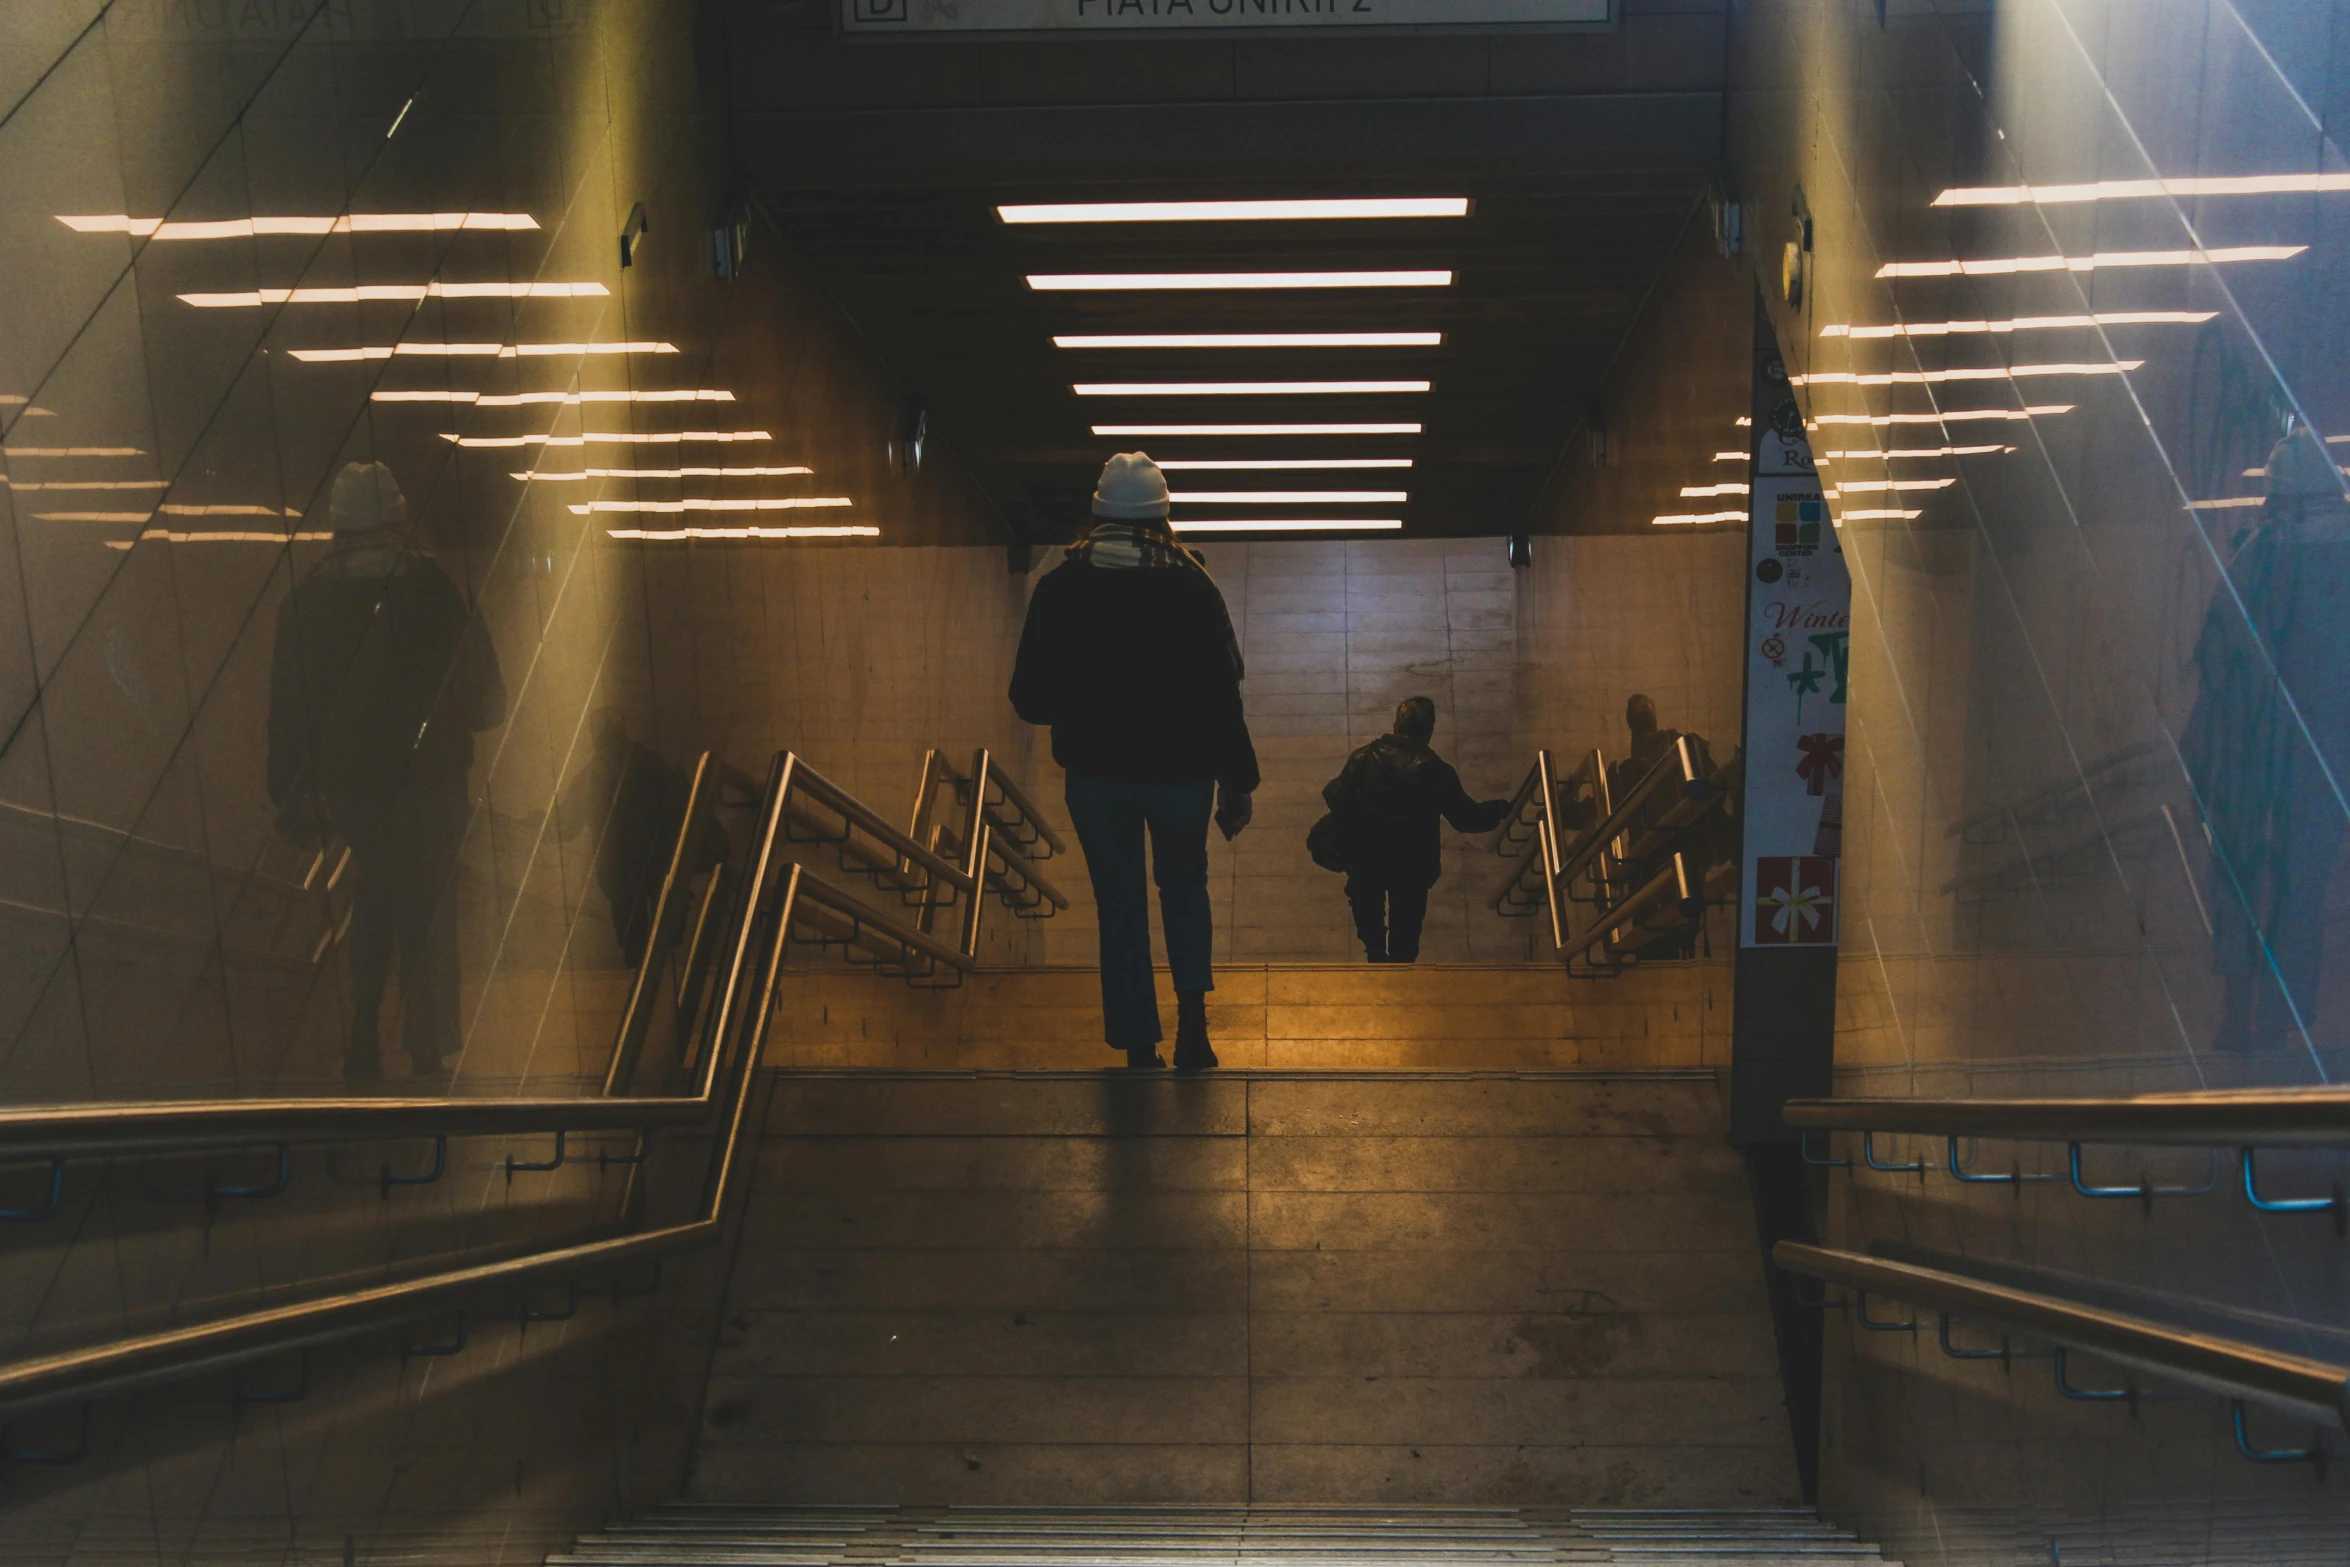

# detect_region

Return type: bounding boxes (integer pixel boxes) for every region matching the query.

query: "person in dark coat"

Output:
[268,462,506,1084]
[556,709,727,968]
[1010,453,1258,1071]
[1322,696,1510,963]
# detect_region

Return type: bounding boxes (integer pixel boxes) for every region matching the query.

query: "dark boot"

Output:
[1124,1046,1166,1070]
[1172,990,1217,1072]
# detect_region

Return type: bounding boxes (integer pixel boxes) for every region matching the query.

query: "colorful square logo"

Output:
[1774,496,1823,547]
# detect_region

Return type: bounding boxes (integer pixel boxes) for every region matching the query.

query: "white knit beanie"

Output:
[1091,452,1170,519]
[330,461,406,532]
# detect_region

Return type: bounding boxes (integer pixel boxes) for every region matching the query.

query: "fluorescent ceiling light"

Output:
[1028,271,1452,291]
[607,525,878,540]
[441,431,769,447]
[1169,490,1407,504]
[1054,333,1442,349]
[1735,416,1752,427]
[515,466,813,481]
[1808,408,2070,425]
[1712,451,1747,461]
[1074,381,1429,397]
[1826,445,2015,458]
[1679,483,1749,497]
[1154,458,1411,470]
[1091,423,1422,436]
[567,498,853,514]
[1833,478,1958,492]
[60,212,537,236]
[1933,175,2350,207]
[1839,508,1924,520]
[999,198,1469,223]
[1792,363,2139,386]
[1877,247,2303,279]
[1653,512,1745,526]
[1168,518,1403,533]
[1823,312,2216,338]
[374,390,733,405]
[181,282,609,306]
[292,342,675,361]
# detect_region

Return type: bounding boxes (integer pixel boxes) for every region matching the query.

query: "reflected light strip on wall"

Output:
[1838,508,1925,520]
[8,479,169,490]
[6,447,147,457]
[1074,381,1430,396]
[1932,175,2350,207]
[1792,363,2140,386]
[1168,518,1403,534]
[1155,458,1412,470]
[293,342,677,361]
[1712,451,1747,461]
[1000,199,1470,223]
[374,390,734,405]
[32,510,154,522]
[1832,478,1958,492]
[1092,423,1422,436]
[1680,483,1750,497]
[37,504,292,522]
[607,525,878,541]
[1826,445,2014,459]
[60,213,538,236]
[1055,333,1442,349]
[515,466,814,481]
[106,530,335,549]
[1652,512,1745,526]
[181,282,610,306]
[1808,408,2070,425]
[1822,312,2216,338]
[567,498,853,515]
[1168,490,1407,504]
[1028,272,1453,291]
[1875,247,2303,279]
[2188,497,2265,510]
[440,431,770,447]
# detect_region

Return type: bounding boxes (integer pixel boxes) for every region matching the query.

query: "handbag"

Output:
[1305,810,1351,873]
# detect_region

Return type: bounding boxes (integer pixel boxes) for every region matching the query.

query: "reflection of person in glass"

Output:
[267,463,507,1084]
[2185,428,2350,1052]
[555,708,724,967]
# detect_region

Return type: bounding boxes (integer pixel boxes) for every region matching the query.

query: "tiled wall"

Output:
[0,1,1010,1561]
[1731,0,2350,1556]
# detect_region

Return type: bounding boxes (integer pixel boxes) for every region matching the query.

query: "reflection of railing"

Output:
[1944,738,2162,845]
[1783,1087,2350,1223]
[1492,738,1736,974]
[1773,1241,2347,1468]
[0,751,973,1428]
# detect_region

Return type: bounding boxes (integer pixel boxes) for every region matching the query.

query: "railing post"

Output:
[960,748,993,958]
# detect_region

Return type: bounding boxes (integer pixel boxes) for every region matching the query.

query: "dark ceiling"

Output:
[761,175,1707,541]
[722,2,1727,541]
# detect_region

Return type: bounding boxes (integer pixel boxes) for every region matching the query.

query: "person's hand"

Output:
[1216,788,1254,841]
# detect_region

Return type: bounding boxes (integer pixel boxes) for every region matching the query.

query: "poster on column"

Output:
[1740,427,1850,948]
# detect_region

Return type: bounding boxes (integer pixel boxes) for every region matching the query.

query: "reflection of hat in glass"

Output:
[2264,428,2342,502]
[330,461,407,532]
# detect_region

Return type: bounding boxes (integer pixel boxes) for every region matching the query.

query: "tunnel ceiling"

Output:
[754,174,1706,542]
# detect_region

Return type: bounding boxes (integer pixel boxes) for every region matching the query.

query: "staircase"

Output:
[550,1505,1899,1566]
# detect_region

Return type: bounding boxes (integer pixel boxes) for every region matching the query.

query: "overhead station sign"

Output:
[841,0,1613,37]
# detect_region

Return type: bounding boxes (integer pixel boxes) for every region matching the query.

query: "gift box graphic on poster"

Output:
[1741,471,1852,947]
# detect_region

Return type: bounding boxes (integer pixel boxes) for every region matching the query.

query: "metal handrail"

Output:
[603,752,720,1097]
[1559,852,1700,972]
[1773,1241,2350,1431]
[0,751,894,1423]
[1554,736,1703,896]
[1781,1088,2350,1149]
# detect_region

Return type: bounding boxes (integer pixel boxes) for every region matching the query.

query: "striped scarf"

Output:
[1068,519,1197,572]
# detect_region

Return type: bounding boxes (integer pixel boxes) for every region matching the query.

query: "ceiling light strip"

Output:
[568,498,853,514]
[1822,312,2216,338]
[1792,363,2139,386]
[1028,271,1453,291]
[1054,333,1443,349]
[1679,484,1750,497]
[1073,381,1430,396]
[180,282,609,306]
[1652,512,1746,526]
[292,342,677,361]
[1875,247,2302,279]
[440,431,770,447]
[1825,445,2014,458]
[999,199,1469,223]
[1169,490,1407,504]
[515,466,814,481]
[1154,458,1413,470]
[374,390,734,405]
[1168,518,1404,533]
[607,525,878,540]
[1932,175,2350,207]
[1091,423,1422,436]
[1808,408,2070,425]
[60,212,538,236]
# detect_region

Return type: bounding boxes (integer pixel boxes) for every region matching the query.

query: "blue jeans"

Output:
[1063,773,1217,1048]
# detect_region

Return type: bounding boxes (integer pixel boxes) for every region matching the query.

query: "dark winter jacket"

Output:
[1321,734,1509,888]
[1009,549,1260,794]
[268,538,507,805]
